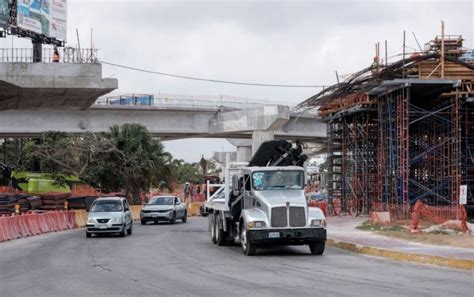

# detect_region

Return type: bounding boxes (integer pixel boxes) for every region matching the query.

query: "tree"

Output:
[21,125,173,205]
[88,124,173,204]
[20,131,107,179]
[170,159,202,184]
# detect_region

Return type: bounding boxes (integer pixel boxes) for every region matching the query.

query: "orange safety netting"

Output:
[410,200,468,233]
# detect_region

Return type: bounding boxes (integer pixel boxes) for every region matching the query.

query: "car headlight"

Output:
[248,221,266,229]
[87,218,95,224]
[110,217,123,224]
[311,219,327,227]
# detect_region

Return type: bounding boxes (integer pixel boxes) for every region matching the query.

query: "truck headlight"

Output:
[248,221,266,229]
[110,217,123,224]
[311,219,327,227]
[87,218,95,224]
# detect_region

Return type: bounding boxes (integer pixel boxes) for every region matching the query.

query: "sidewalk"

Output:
[327,216,474,270]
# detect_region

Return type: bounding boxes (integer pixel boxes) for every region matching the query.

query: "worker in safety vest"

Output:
[52,47,60,63]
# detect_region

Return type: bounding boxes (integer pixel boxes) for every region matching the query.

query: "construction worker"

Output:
[52,47,60,63]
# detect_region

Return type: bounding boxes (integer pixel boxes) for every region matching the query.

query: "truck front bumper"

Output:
[247,228,326,245]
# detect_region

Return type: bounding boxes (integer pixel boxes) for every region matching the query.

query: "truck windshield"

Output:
[252,170,304,191]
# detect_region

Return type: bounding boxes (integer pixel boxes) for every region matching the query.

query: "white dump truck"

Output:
[204,140,327,256]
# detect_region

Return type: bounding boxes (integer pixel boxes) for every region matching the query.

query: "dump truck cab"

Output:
[238,166,326,255]
[205,140,327,256]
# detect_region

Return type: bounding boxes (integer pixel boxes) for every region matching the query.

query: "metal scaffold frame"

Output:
[461,82,474,216]
[373,81,464,220]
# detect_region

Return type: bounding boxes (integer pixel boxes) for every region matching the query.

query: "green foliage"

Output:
[19,124,175,205]
[170,159,202,184]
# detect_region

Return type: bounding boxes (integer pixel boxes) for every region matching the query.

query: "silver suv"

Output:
[86,197,133,238]
[140,196,187,224]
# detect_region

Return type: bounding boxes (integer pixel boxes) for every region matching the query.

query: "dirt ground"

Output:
[357,221,474,249]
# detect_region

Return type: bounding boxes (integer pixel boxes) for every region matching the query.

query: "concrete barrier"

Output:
[0,211,77,242]
[73,210,88,228]
[130,205,142,221]
[187,202,202,217]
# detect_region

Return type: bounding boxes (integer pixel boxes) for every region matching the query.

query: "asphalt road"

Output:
[0,217,471,297]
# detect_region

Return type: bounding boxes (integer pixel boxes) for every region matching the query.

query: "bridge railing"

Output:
[94,93,285,110]
[0,47,99,63]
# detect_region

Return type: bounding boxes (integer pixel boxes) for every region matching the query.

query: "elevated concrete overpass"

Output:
[0,104,325,140]
[0,63,118,110]
[0,59,325,161]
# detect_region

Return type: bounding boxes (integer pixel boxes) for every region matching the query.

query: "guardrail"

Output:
[0,47,99,63]
[95,93,291,111]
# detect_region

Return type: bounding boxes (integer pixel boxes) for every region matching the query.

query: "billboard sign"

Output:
[50,0,67,41]
[0,0,9,29]
[16,0,67,42]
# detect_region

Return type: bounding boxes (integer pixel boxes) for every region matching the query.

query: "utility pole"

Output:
[402,31,406,79]
[441,20,445,79]
[32,38,42,62]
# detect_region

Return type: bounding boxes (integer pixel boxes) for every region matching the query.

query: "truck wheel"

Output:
[210,214,217,244]
[127,223,133,235]
[240,227,256,256]
[309,241,325,255]
[140,220,146,225]
[86,232,92,238]
[216,214,227,246]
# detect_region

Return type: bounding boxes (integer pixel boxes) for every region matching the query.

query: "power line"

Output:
[99,60,325,88]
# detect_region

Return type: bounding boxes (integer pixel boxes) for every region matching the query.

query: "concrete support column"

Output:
[227,139,253,162]
[32,41,42,63]
[252,130,274,155]
[236,146,252,162]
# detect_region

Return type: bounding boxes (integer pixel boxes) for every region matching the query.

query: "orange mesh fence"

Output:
[410,200,468,233]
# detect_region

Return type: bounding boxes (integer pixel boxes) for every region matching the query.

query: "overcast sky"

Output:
[2,0,472,162]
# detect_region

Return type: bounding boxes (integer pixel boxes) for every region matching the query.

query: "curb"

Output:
[326,238,474,270]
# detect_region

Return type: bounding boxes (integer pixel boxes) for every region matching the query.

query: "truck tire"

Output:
[309,241,325,255]
[210,214,217,244]
[216,214,227,246]
[240,227,256,256]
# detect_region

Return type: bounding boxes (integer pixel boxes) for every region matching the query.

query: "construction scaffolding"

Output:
[297,34,474,224]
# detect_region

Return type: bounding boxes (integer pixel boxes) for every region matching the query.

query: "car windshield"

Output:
[90,200,123,212]
[148,197,174,205]
[252,170,304,191]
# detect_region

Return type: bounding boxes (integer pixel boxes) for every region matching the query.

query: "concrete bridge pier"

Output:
[252,130,274,156]
[227,139,253,162]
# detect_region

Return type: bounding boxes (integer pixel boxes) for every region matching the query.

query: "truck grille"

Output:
[289,207,306,227]
[97,219,109,223]
[271,207,288,227]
